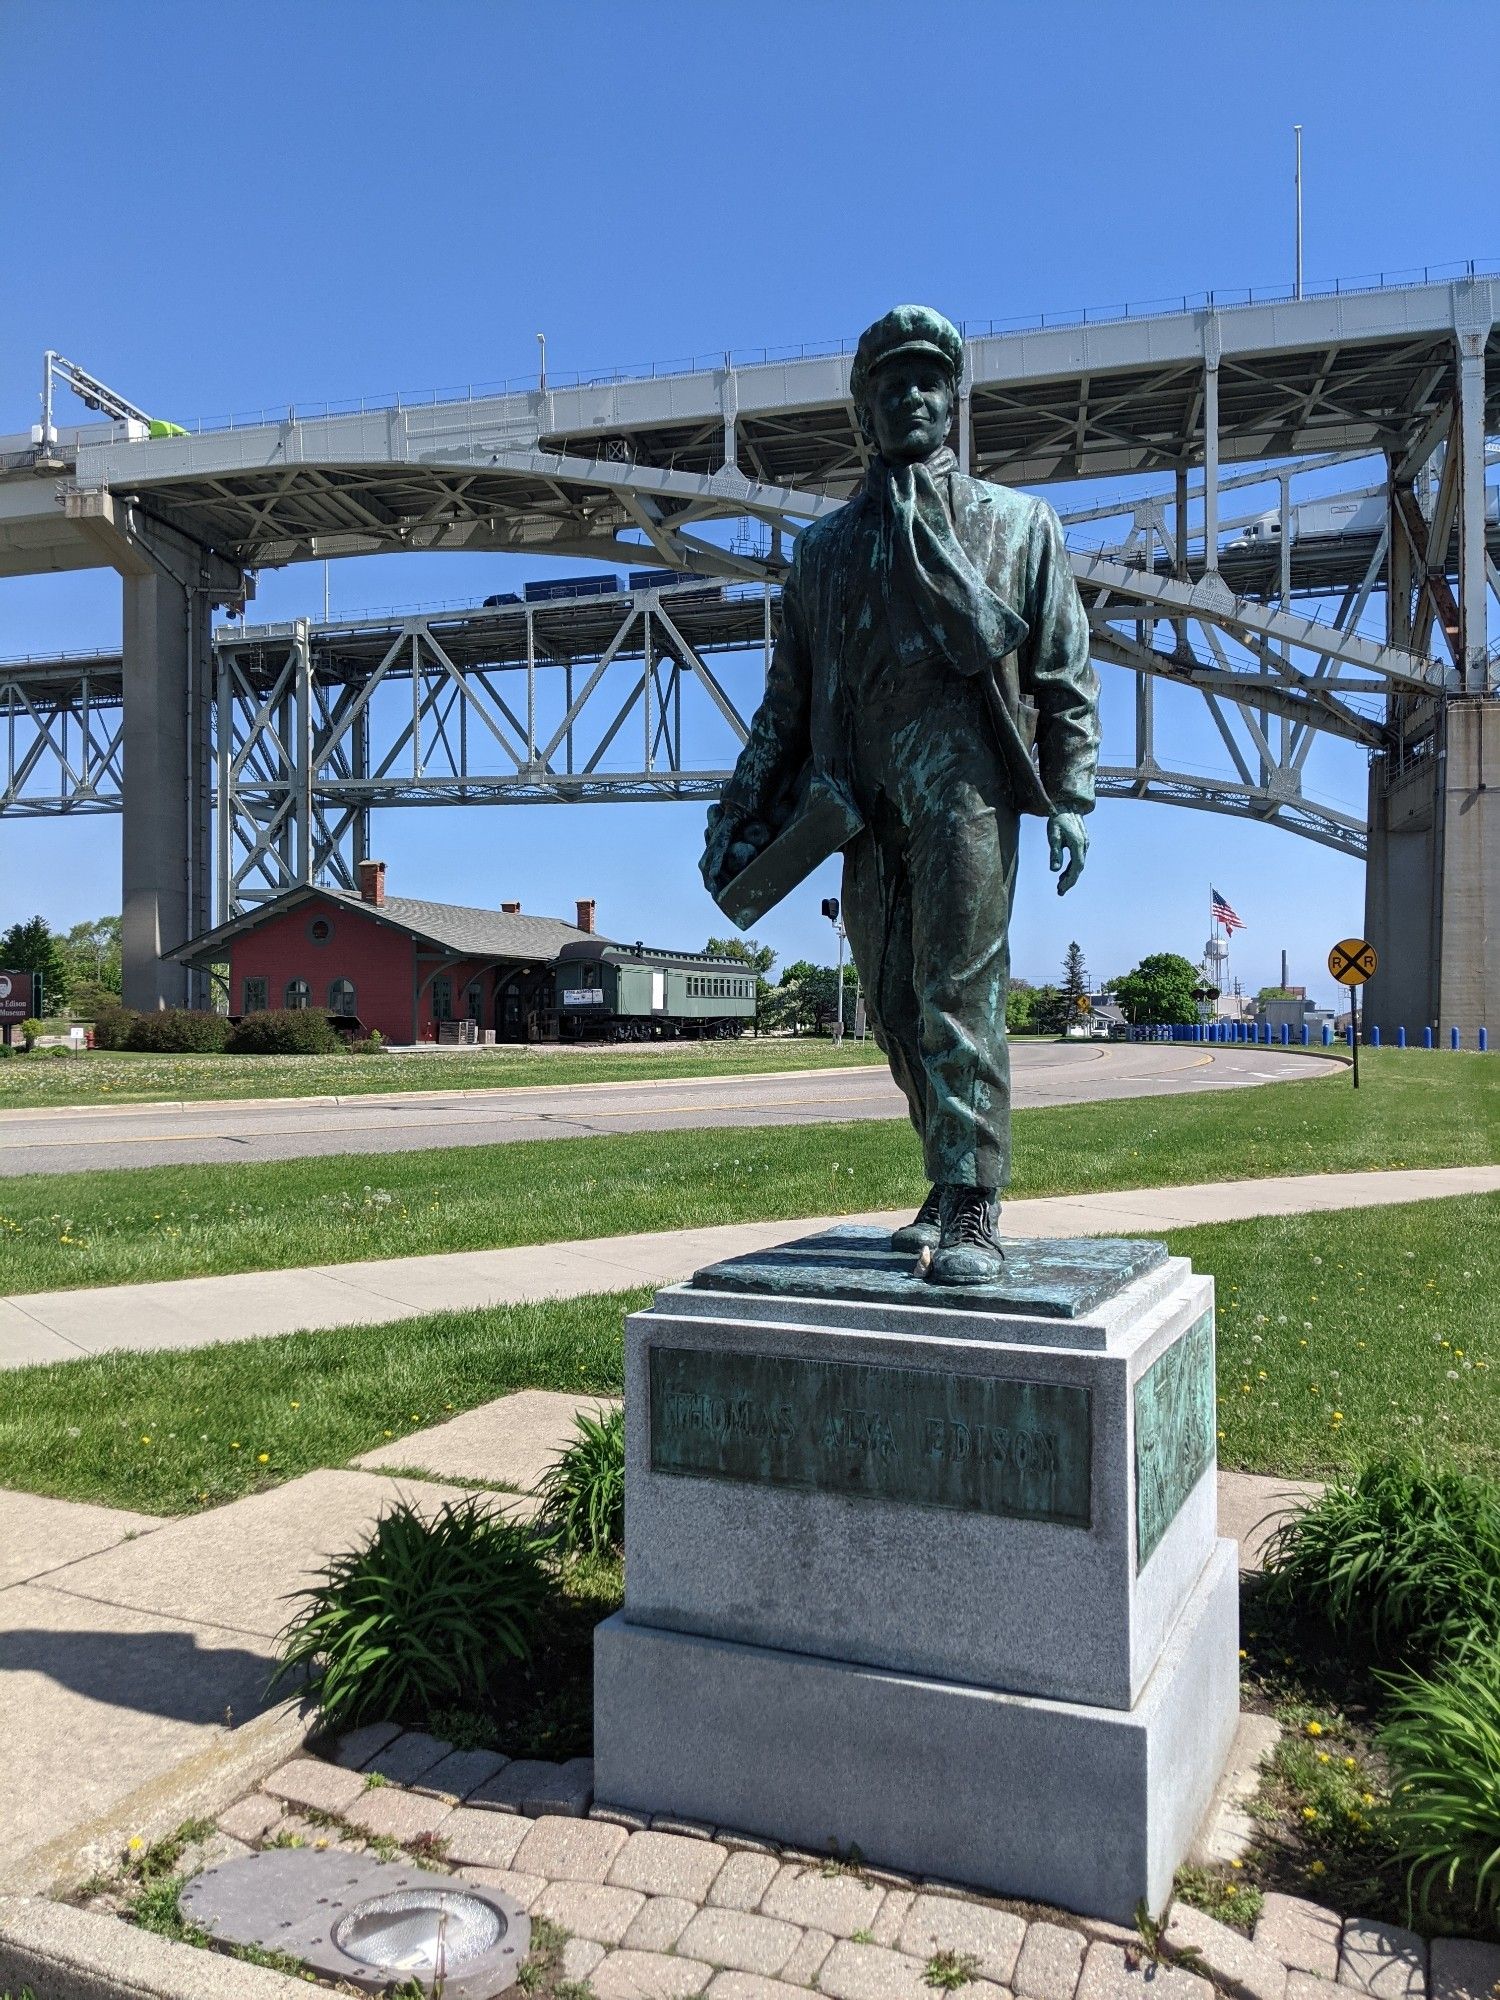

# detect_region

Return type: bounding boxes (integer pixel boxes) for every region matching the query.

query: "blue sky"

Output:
[2,0,1496,1005]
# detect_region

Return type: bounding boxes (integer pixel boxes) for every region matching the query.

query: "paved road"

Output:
[0,1044,1335,1177]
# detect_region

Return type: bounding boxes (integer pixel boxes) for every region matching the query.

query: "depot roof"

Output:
[171,884,609,968]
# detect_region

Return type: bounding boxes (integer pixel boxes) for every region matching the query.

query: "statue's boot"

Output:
[928,1185,1005,1285]
[889,1185,941,1253]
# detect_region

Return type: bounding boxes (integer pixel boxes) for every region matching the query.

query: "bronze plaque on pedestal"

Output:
[650,1344,1091,1526]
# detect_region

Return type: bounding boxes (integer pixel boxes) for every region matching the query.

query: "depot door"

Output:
[497,973,527,1043]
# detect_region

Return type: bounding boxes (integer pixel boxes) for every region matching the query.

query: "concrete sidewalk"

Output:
[4,1162,1498,1369]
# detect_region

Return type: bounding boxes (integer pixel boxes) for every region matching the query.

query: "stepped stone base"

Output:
[595,1538,1238,1923]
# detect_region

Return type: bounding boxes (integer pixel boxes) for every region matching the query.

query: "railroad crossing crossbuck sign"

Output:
[1328,938,1377,986]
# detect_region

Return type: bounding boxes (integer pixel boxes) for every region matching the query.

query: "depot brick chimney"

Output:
[500,900,522,915]
[576,898,597,935]
[357,859,387,907]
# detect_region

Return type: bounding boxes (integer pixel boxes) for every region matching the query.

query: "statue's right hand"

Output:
[702,803,770,895]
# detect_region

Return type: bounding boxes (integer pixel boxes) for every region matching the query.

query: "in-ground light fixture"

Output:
[179,1847,530,1998]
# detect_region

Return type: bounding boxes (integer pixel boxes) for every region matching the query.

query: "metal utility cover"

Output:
[179,1846,530,1997]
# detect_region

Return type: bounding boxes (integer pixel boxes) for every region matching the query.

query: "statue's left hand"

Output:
[1047,811,1089,895]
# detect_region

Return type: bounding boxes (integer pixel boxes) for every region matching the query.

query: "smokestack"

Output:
[500,901,522,914]
[357,859,387,907]
[1281,949,1288,989]
[576,898,597,935]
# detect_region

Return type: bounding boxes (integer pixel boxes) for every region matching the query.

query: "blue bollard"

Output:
[1301,1023,1310,1046]
[1424,1026,1434,1049]
[1452,1027,1461,1050]
[1281,1023,1290,1045]
[1482,1028,1489,1052]
[1347,1025,1355,1047]
[1322,1024,1333,1047]
[1398,1026,1407,1048]
[1371,1026,1381,1048]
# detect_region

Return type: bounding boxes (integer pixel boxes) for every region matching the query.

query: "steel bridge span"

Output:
[0,272,1496,1035]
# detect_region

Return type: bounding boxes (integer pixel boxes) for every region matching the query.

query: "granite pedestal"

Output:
[593,1227,1238,1922]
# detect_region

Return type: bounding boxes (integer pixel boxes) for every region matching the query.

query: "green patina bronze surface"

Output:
[1133,1311,1216,1567]
[701,302,1101,1197]
[650,1343,1091,1526]
[690,1224,1166,1321]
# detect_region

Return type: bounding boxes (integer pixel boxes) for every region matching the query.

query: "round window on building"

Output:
[329,978,356,1015]
[308,917,332,944]
[285,978,311,1010]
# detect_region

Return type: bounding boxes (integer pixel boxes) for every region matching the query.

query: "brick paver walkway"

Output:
[93,1726,1496,2000]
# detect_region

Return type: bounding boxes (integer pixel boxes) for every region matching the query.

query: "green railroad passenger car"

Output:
[550,939,757,1040]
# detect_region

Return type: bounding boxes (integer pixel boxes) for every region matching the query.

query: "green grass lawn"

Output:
[3,1191,1496,1516]
[0,1289,643,1516]
[0,1051,1491,1295]
[0,1036,886,1110]
[1198,1189,1500,1481]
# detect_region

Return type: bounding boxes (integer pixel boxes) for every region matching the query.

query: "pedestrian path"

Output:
[3,1163,1498,1369]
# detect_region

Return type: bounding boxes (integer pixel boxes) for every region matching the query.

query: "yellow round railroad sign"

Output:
[1328,937,1377,986]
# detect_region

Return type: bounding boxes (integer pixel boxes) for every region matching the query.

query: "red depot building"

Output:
[174,860,607,1044]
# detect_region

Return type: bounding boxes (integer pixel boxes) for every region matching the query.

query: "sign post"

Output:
[1327,937,1377,1089]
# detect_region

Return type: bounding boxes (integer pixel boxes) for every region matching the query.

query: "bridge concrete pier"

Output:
[66,492,245,1009]
[1365,699,1500,1047]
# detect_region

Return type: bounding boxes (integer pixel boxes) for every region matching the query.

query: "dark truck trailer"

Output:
[523,574,622,603]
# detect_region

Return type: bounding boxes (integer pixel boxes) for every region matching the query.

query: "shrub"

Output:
[1262,1458,1500,1666]
[90,1001,139,1050]
[69,978,122,1021]
[537,1405,625,1558]
[124,1009,232,1054]
[227,1008,339,1055]
[18,1018,40,1051]
[269,1496,547,1730]
[1381,1650,1500,1923]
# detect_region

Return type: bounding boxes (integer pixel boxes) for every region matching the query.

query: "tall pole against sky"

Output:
[1294,125,1304,299]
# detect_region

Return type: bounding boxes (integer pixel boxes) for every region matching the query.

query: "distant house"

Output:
[172,861,605,1044]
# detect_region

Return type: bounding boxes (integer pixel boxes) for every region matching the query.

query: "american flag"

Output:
[1211,887,1245,934]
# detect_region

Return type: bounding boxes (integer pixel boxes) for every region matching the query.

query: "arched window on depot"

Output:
[285,978,311,1010]
[329,978,356,1016]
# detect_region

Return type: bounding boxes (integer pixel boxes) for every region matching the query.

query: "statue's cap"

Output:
[850,305,964,407]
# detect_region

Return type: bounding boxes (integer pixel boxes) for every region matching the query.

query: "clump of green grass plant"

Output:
[1173,1863,1264,1933]
[1380,1650,1500,1926]
[270,1495,548,1731]
[923,1950,983,1990]
[537,1404,625,1557]
[1261,1459,1500,1666]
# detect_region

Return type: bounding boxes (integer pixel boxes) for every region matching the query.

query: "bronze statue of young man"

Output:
[702,305,1100,1283]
